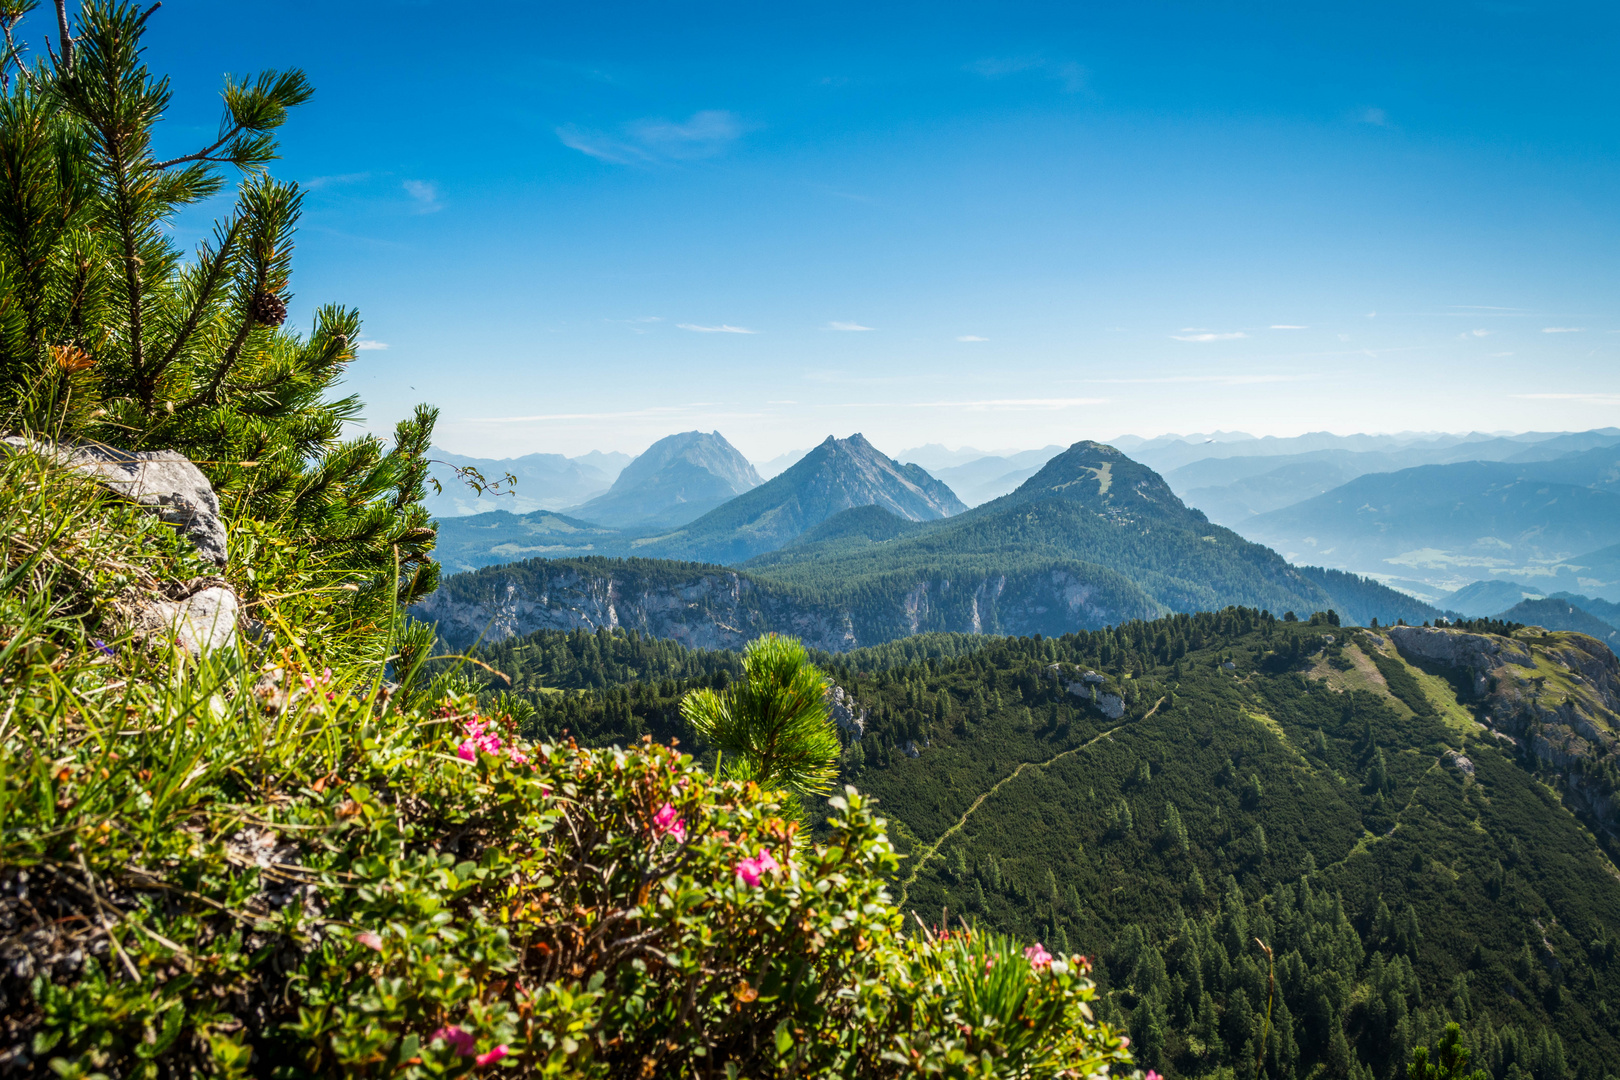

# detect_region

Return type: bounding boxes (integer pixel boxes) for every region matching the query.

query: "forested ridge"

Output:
[467,612,1620,1079]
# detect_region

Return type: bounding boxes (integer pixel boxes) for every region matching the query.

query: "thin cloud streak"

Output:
[827,321,875,331]
[839,397,1108,410]
[1542,326,1585,333]
[1086,374,1315,386]
[678,323,756,334]
[1171,331,1248,342]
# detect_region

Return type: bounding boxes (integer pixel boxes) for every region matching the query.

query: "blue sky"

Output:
[83,2,1620,458]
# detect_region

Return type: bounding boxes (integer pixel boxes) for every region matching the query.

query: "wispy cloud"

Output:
[1087,374,1313,386]
[354,338,388,351]
[402,179,442,213]
[968,56,1086,93]
[1542,326,1585,333]
[558,110,744,165]
[1461,329,1492,338]
[1514,392,1620,402]
[956,335,989,342]
[1170,331,1247,342]
[1270,324,1307,330]
[843,397,1107,411]
[306,172,370,190]
[678,323,755,334]
[827,321,875,331]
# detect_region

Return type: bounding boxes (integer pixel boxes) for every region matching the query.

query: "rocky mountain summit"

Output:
[615,433,966,564]
[569,430,762,530]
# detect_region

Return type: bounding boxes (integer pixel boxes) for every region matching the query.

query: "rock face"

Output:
[824,685,867,737]
[1389,624,1620,831]
[3,437,228,565]
[414,560,860,654]
[416,557,1160,654]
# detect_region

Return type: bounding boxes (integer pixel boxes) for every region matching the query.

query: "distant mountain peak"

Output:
[1003,440,1203,526]
[568,430,762,530]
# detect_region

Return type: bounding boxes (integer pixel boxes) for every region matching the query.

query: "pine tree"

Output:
[0,1,439,665]
[681,635,841,806]
[1165,802,1190,852]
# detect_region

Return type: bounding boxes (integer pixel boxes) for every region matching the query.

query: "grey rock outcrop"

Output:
[825,684,867,737]
[3,437,227,565]
[1096,693,1126,720]
[1387,625,1533,696]
[130,583,239,655]
[1389,624,1620,832]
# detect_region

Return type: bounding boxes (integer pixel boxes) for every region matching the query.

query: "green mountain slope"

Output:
[471,612,1620,1080]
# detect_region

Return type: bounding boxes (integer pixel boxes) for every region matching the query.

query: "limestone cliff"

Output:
[413,556,1159,654]
[1390,624,1620,830]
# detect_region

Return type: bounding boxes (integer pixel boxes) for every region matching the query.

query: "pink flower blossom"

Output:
[651,803,687,843]
[1024,942,1054,971]
[1145,1072,1163,1080]
[355,931,383,951]
[476,1045,510,1067]
[734,847,780,886]
[456,716,533,767]
[431,1026,476,1056]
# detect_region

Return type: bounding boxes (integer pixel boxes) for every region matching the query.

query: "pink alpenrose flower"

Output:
[651,802,687,843]
[734,847,780,886]
[1024,942,1054,970]
[476,1045,510,1066]
[1145,1072,1163,1080]
[430,1026,476,1056]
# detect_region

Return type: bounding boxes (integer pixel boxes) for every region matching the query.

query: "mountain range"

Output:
[1235,450,1620,599]
[420,440,1444,653]
[432,433,964,571]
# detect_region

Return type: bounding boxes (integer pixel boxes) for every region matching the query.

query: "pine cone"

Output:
[249,291,288,326]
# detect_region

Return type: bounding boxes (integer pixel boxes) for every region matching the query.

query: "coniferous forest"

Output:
[466,611,1620,1080]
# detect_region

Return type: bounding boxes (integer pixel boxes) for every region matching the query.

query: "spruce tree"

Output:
[0,1,439,664]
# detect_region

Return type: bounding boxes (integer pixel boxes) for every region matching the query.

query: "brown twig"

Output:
[1254,936,1275,1080]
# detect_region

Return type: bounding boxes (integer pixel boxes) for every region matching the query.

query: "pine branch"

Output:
[149,215,244,387]
[51,0,69,69]
[0,9,40,93]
